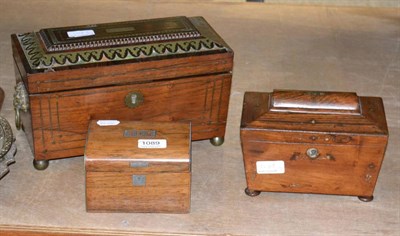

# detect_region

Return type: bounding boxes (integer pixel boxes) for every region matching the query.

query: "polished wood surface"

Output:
[11,17,233,162]
[85,120,191,172]
[86,172,191,213]
[240,90,388,199]
[85,121,191,213]
[28,74,229,161]
[241,91,388,134]
[18,52,233,94]
[270,89,360,113]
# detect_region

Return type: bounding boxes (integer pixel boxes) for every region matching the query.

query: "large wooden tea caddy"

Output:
[11,16,233,170]
[85,120,191,213]
[240,90,388,202]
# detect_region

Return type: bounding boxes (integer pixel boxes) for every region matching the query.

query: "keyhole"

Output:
[125,92,143,108]
[311,150,317,155]
[306,148,319,159]
[131,94,137,104]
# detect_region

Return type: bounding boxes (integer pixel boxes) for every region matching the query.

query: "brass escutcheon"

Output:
[306,148,319,159]
[124,92,143,108]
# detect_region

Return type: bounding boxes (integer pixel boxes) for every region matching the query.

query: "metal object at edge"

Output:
[0,116,17,179]
[13,82,29,130]
[130,161,149,168]
[132,175,146,186]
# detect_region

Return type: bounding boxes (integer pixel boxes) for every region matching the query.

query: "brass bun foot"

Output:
[245,188,261,197]
[210,136,224,146]
[358,195,374,202]
[33,160,49,171]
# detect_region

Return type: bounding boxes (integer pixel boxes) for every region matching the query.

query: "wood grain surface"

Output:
[85,120,191,172]
[11,17,233,162]
[19,52,233,94]
[85,120,191,213]
[240,90,389,198]
[86,172,191,213]
[270,89,360,113]
[26,74,229,161]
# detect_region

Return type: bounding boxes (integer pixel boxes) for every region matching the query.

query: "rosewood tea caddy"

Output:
[240,90,388,202]
[11,16,233,170]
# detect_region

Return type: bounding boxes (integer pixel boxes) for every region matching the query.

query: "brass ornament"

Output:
[13,82,29,130]
[17,33,226,70]
[210,136,224,146]
[16,17,230,70]
[244,187,261,197]
[33,159,49,171]
[125,92,144,108]
[306,148,319,159]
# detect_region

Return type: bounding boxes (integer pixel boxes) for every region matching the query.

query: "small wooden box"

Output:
[240,90,389,202]
[11,16,233,170]
[85,120,191,213]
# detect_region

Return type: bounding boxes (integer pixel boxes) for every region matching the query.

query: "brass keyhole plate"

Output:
[124,92,144,108]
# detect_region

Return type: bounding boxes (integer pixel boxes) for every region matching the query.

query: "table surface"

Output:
[0,88,4,111]
[0,1,399,235]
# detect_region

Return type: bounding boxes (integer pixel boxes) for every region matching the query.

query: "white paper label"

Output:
[256,161,285,174]
[67,29,95,38]
[97,120,120,126]
[138,139,167,149]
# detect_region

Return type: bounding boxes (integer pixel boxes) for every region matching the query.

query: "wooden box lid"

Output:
[12,16,233,94]
[241,90,388,135]
[13,16,231,72]
[85,120,191,172]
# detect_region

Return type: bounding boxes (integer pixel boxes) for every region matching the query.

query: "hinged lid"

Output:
[14,16,231,71]
[85,120,191,172]
[270,90,360,114]
[241,90,388,135]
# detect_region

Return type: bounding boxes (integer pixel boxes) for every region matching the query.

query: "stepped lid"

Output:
[241,90,388,135]
[15,16,231,71]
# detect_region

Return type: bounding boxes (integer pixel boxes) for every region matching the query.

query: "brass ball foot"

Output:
[210,136,224,146]
[245,187,261,197]
[358,195,374,202]
[33,160,49,171]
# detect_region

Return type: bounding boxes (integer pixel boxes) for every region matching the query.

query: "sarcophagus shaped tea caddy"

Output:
[240,90,388,202]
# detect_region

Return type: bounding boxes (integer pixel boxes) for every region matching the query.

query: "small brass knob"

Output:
[306,148,319,159]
